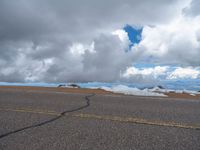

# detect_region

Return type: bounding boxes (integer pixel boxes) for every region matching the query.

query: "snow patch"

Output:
[150,86,200,96]
[99,85,167,97]
[90,85,200,97]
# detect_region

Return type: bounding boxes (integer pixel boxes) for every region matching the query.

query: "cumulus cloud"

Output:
[112,29,131,50]
[167,67,200,79]
[121,66,169,83]
[132,14,200,66]
[122,66,168,78]
[0,0,199,83]
[122,66,200,82]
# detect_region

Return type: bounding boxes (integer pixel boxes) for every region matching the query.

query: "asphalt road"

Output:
[0,88,199,150]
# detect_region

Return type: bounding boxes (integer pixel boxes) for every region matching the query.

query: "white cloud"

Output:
[112,29,131,50]
[132,13,200,66]
[122,66,200,81]
[123,66,169,78]
[69,42,95,55]
[167,67,200,79]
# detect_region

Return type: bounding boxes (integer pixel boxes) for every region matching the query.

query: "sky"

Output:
[0,0,200,84]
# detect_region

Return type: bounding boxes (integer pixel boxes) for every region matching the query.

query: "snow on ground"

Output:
[90,85,200,97]
[149,86,200,95]
[99,85,167,97]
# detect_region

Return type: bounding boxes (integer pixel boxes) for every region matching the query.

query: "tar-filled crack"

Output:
[0,94,95,139]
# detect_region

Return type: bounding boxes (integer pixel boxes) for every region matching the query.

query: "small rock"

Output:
[67,84,81,88]
[57,84,66,87]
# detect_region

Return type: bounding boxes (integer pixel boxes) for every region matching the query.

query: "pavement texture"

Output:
[0,87,200,150]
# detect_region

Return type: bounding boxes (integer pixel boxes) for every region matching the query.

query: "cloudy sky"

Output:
[0,0,200,83]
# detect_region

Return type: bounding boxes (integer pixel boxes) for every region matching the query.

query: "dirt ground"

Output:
[0,86,199,100]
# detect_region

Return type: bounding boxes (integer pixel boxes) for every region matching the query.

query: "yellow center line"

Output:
[0,108,60,116]
[0,107,199,130]
[72,113,200,130]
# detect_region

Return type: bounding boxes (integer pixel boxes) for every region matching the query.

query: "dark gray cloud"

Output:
[0,0,199,82]
[0,0,181,41]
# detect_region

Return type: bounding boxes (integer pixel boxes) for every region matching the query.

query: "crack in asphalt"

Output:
[1,107,199,130]
[0,93,95,139]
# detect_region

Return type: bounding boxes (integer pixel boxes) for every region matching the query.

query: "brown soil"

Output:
[165,92,200,99]
[0,86,113,95]
[0,86,199,100]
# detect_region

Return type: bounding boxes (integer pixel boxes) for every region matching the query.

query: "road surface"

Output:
[0,87,199,150]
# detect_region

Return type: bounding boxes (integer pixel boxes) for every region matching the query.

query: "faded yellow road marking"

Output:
[0,108,60,116]
[73,114,200,130]
[0,107,199,130]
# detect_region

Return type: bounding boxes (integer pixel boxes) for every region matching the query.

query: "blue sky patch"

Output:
[123,25,142,46]
[133,63,156,68]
